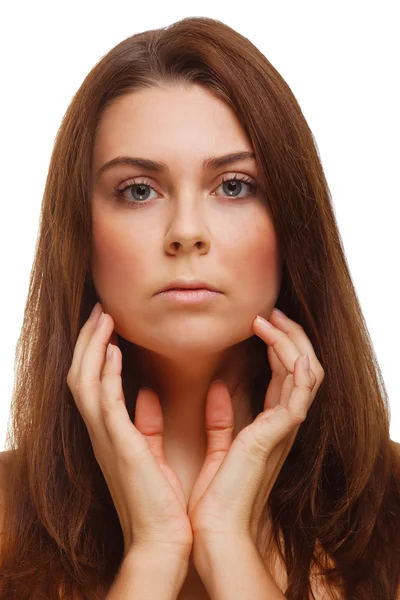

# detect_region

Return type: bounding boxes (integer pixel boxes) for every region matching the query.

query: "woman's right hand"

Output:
[66,302,193,561]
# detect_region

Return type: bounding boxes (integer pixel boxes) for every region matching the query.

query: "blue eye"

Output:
[112,173,260,208]
[216,175,259,199]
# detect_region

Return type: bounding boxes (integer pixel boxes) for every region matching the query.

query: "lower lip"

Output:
[157,289,221,303]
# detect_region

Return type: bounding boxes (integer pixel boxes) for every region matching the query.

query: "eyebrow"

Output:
[95,151,257,181]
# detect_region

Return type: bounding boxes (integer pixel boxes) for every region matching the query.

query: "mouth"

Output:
[156,288,221,303]
[158,279,221,294]
[166,287,212,291]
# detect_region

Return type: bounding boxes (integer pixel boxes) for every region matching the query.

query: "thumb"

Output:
[204,381,235,460]
[134,388,166,464]
[186,382,235,515]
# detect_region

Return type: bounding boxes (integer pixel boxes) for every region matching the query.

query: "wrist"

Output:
[126,544,190,578]
[192,534,285,600]
[107,546,190,600]
[193,533,253,576]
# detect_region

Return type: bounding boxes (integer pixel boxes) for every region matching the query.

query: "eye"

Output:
[112,173,260,208]
[215,174,259,199]
[113,177,158,205]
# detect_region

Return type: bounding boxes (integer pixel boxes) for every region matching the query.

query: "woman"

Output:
[0,16,399,600]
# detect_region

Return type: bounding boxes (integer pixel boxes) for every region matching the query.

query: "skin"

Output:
[90,82,283,510]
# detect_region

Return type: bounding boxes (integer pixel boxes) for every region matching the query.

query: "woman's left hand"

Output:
[187,307,325,551]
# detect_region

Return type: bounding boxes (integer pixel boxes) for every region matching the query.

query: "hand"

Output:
[66,302,193,562]
[186,307,325,553]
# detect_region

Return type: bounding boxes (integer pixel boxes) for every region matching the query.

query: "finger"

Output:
[288,355,315,419]
[99,344,149,457]
[197,406,292,530]
[67,302,103,383]
[252,313,323,410]
[73,312,117,427]
[248,356,313,541]
[187,382,236,515]
[253,317,301,413]
[268,308,325,380]
[253,316,306,375]
[264,350,294,410]
[97,348,190,517]
[235,356,312,479]
[102,371,172,476]
[131,389,189,511]
[133,388,169,465]
[204,381,235,460]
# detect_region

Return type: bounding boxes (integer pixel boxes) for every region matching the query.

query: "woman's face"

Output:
[90,83,282,362]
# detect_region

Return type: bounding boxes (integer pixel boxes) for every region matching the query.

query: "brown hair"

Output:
[1,16,399,600]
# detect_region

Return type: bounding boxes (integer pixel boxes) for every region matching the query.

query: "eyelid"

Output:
[114,172,258,194]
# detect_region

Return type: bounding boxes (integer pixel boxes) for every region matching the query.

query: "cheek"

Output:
[226,215,281,306]
[90,204,282,335]
[90,216,145,306]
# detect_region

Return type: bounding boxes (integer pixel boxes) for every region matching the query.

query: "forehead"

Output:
[92,84,255,174]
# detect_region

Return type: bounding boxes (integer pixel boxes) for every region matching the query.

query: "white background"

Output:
[1,1,399,451]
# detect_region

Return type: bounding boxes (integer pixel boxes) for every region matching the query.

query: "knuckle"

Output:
[99,395,114,415]
[293,322,305,334]
[73,378,85,396]
[74,377,95,401]
[102,373,124,397]
[236,429,267,462]
[112,431,149,466]
[312,368,324,386]
[290,411,306,425]
[99,394,123,422]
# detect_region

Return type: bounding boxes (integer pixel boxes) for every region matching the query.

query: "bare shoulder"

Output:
[392,439,400,455]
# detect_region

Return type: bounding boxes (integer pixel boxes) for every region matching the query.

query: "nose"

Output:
[163,195,211,254]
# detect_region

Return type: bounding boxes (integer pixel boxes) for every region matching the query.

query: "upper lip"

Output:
[159,278,220,293]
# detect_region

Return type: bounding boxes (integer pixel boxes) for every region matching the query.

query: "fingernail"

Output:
[301,355,310,370]
[96,312,105,329]
[106,343,113,360]
[273,308,286,318]
[91,302,102,319]
[255,315,273,328]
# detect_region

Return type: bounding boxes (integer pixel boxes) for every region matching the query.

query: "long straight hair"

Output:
[1,16,399,600]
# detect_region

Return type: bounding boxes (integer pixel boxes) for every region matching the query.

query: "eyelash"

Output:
[111,173,260,208]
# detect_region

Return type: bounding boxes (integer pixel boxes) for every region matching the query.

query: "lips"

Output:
[159,280,220,293]
[157,288,220,303]
[167,287,209,291]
